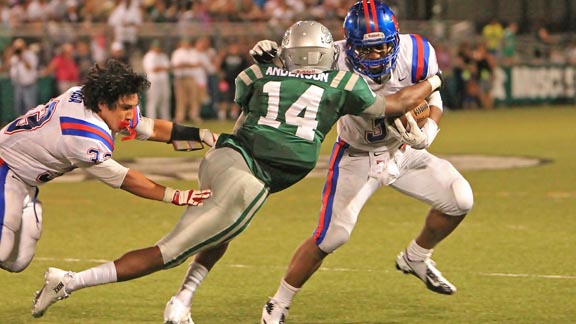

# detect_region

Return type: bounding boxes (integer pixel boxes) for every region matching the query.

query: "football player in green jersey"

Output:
[32,21,443,323]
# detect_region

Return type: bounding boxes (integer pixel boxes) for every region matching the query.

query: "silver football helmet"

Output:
[280,21,339,74]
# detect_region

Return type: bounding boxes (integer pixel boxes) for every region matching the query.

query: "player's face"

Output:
[353,43,393,75]
[99,94,139,132]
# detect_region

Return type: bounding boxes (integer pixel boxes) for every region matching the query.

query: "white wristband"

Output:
[163,187,176,203]
[422,118,440,147]
[135,116,154,140]
[426,75,442,92]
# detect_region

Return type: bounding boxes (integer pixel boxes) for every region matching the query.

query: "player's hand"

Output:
[200,128,219,147]
[249,40,278,64]
[394,113,427,149]
[164,188,212,206]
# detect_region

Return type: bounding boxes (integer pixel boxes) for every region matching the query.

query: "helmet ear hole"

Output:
[343,0,400,79]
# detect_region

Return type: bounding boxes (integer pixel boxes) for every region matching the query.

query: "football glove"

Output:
[394,113,428,149]
[200,128,219,147]
[249,40,278,64]
[163,187,212,206]
[394,114,439,150]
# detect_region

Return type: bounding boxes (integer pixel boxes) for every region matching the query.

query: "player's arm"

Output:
[122,108,218,149]
[232,112,246,134]
[83,159,211,206]
[384,74,442,116]
[392,83,443,150]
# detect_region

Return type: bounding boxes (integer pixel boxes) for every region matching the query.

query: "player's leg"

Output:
[3,198,43,272]
[262,142,377,323]
[0,166,34,273]
[390,148,473,294]
[164,244,228,324]
[160,148,268,323]
[32,148,268,318]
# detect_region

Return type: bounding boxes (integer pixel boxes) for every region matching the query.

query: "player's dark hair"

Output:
[81,59,150,112]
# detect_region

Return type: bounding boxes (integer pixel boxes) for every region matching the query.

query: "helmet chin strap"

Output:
[372,73,391,84]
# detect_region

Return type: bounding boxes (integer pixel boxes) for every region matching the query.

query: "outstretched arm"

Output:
[383,74,442,117]
[124,115,218,148]
[362,74,442,118]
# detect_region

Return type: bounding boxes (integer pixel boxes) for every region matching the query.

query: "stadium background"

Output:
[1,0,576,122]
[0,1,575,323]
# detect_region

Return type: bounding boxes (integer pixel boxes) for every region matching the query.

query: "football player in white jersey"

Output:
[0,60,213,273]
[257,1,474,322]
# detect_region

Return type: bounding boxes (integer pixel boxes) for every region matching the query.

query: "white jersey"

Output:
[0,87,116,186]
[336,33,441,152]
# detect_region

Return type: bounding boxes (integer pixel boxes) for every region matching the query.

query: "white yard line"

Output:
[35,257,575,279]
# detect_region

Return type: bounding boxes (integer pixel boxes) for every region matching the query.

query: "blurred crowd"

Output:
[438,17,576,110]
[1,0,575,121]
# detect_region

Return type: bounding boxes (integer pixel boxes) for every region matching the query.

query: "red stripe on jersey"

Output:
[413,34,425,82]
[60,122,114,149]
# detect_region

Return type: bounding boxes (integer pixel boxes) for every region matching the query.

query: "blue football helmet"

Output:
[344,0,400,80]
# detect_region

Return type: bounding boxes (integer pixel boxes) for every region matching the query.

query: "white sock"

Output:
[67,261,118,293]
[174,262,209,307]
[272,279,300,307]
[406,240,433,262]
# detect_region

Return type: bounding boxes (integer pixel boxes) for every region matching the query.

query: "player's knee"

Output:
[451,178,474,215]
[0,259,30,273]
[317,225,352,253]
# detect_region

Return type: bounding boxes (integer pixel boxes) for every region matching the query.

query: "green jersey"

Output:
[217,64,377,193]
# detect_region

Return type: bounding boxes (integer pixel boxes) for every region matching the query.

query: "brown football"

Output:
[390,100,430,129]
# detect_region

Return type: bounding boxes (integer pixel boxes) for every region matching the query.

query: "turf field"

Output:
[1,106,575,323]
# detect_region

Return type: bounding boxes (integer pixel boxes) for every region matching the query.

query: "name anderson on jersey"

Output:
[265,66,329,82]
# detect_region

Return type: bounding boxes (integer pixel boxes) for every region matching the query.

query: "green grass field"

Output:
[1,106,575,323]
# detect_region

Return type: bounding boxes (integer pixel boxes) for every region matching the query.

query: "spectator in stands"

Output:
[565,40,576,65]
[236,0,265,21]
[9,38,39,117]
[216,39,249,120]
[90,28,108,66]
[108,0,143,57]
[43,42,79,94]
[178,1,211,25]
[501,22,518,66]
[434,41,453,108]
[482,17,504,57]
[171,37,197,123]
[63,0,81,23]
[452,42,474,110]
[142,39,171,120]
[473,42,496,109]
[148,0,177,23]
[26,0,50,24]
[171,36,214,123]
[47,0,69,22]
[6,1,25,27]
[74,40,93,83]
[263,0,296,29]
[533,18,554,62]
[110,41,128,65]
